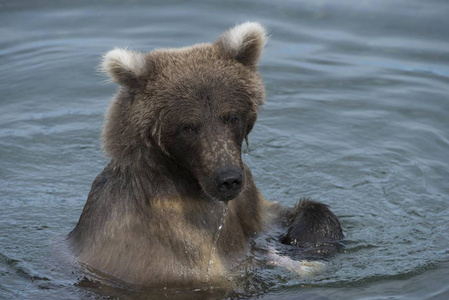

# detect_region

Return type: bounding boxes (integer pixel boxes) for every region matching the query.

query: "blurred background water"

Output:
[1,0,448,299]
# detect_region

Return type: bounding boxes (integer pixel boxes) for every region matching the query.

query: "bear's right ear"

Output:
[101,48,148,87]
[215,22,268,67]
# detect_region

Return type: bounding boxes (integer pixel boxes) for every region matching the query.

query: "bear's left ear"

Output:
[101,48,148,87]
[215,22,268,67]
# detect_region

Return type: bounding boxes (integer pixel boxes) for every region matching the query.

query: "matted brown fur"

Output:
[68,22,343,289]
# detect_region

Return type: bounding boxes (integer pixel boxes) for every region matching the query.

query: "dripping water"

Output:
[206,202,228,280]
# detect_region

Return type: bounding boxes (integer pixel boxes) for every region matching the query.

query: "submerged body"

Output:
[69,161,277,287]
[68,22,343,288]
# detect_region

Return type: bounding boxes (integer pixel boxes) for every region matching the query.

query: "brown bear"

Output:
[68,22,343,289]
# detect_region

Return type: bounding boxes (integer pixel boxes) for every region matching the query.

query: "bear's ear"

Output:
[101,48,148,87]
[215,22,268,67]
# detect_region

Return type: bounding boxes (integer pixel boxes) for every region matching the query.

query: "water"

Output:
[1,0,448,299]
[207,203,228,279]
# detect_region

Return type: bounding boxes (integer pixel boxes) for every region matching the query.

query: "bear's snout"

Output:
[214,168,243,201]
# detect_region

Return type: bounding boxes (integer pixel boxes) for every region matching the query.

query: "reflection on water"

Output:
[1,0,449,299]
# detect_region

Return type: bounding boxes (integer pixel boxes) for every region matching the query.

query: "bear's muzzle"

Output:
[214,168,244,201]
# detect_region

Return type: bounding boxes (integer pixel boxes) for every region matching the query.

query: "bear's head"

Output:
[101,22,267,202]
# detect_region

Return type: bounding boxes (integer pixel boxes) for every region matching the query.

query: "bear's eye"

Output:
[229,114,240,125]
[181,124,193,133]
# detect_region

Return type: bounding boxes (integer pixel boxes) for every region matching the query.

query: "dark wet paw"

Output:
[280,199,344,257]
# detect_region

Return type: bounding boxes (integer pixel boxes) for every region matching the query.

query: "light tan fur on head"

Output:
[99,23,267,163]
[101,22,268,86]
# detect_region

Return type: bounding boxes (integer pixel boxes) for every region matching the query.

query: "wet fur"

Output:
[68,22,343,288]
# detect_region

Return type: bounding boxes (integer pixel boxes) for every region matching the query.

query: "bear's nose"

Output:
[215,169,243,198]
